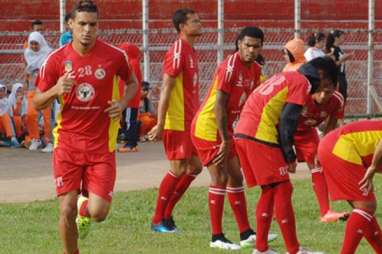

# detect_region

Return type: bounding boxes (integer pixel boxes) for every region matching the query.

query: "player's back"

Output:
[235,71,311,144]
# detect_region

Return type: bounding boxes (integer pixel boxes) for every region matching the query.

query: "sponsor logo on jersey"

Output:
[76,83,95,102]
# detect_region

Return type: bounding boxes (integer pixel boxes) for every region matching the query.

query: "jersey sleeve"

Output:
[215,61,235,94]
[116,52,132,84]
[37,56,60,92]
[333,92,345,119]
[163,41,184,77]
[286,76,311,106]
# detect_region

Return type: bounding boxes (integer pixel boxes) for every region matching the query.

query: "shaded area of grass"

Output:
[1,177,381,254]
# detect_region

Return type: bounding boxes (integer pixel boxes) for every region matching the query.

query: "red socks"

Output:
[164,174,196,219]
[274,181,299,254]
[208,185,226,235]
[255,185,275,252]
[227,186,251,233]
[152,171,180,224]
[341,209,382,254]
[311,167,330,216]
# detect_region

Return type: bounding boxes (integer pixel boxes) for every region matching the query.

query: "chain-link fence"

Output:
[1,27,381,116]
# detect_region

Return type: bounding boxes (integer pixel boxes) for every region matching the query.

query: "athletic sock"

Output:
[227,185,251,233]
[152,171,179,224]
[164,173,196,219]
[208,185,226,235]
[311,167,330,216]
[274,181,299,254]
[79,200,90,218]
[255,185,275,252]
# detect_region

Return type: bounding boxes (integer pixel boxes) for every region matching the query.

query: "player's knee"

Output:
[91,209,109,222]
[60,203,77,221]
[187,165,202,175]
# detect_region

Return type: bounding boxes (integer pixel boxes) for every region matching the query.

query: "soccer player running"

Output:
[319,120,382,254]
[148,9,203,232]
[32,1,138,254]
[234,57,338,254]
[294,89,348,222]
[191,27,276,250]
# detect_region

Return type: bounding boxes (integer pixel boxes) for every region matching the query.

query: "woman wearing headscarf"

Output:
[8,83,27,140]
[282,38,306,72]
[24,31,53,152]
[0,84,20,147]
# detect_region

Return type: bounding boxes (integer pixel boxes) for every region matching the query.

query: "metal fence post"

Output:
[294,0,301,38]
[367,0,375,114]
[217,0,224,64]
[142,0,150,82]
[59,0,66,33]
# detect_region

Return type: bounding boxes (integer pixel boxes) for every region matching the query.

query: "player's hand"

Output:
[359,165,376,194]
[287,161,297,173]
[147,124,164,141]
[104,100,125,119]
[212,140,231,166]
[55,72,75,96]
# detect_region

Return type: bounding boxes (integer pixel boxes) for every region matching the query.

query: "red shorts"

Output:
[234,137,290,187]
[294,129,319,165]
[162,130,197,160]
[191,134,236,166]
[53,147,116,202]
[317,131,375,202]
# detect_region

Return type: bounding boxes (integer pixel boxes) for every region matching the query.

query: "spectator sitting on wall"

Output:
[0,83,20,147]
[282,37,306,72]
[59,13,73,47]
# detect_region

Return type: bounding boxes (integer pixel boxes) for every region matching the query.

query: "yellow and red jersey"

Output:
[235,71,311,144]
[163,38,199,131]
[297,91,344,132]
[331,120,382,166]
[38,39,133,153]
[193,52,261,142]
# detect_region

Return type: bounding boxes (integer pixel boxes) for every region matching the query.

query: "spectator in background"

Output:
[325,30,353,101]
[8,83,27,142]
[304,32,326,61]
[0,84,20,147]
[59,13,73,47]
[282,38,306,72]
[138,81,157,141]
[118,43,142,153]
[24,20,44,49]
[24,31,53,152]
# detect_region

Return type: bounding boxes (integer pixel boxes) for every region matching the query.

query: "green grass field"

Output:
[1,177,381,254]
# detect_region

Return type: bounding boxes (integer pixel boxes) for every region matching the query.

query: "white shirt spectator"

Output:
[304,47,325,62]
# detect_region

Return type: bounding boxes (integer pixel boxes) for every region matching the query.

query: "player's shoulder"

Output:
[97,39,125,57]
[331,91,345,107]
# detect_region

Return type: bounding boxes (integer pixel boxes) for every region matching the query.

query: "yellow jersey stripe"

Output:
[164,74,185,131]
[108,75,121,152]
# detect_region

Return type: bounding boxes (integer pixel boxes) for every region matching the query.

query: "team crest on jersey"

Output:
[64,60,73,72]
[95,67,106,80]
[320,111,328,118]
[76,83,95,102]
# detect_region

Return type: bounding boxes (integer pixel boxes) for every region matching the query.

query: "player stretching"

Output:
[319,120,382,254]
[33,1,137,253]
[148,9,203,232]
[294,89,348,222]
[234,57,337,254]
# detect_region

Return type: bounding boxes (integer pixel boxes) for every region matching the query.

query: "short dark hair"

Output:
[235,26,264,51]
[307,32,325,47]
[325,30,345,52]
[313,57,337,84]
[172,8,196,33]
[64,13,72,23]
[31,19,42,27]
[71,0,98,19]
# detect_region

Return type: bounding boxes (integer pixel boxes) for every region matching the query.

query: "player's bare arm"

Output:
[33,71,75,110]
[323,115,338,135]
[147,74,175,140]
[212,90,230,166]
[359,139,382,192]
[104,73,138,119]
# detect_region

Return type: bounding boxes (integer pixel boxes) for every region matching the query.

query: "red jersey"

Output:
[297,91,344,132]
[235,71,311,144]
[330,120,382,166]
[38,39,133,153]
[163,38,199,131]
[193,52,261,141]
